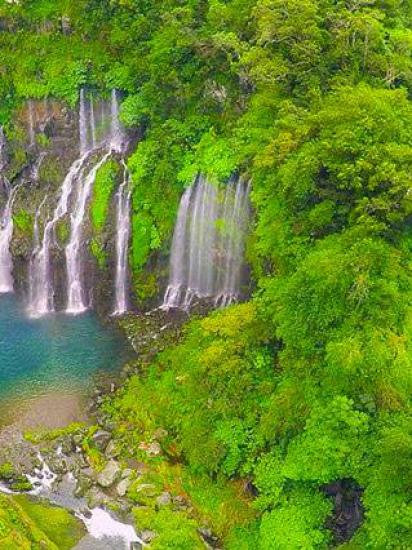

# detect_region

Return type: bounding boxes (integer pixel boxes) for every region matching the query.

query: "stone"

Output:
[105,440,119,459]
[80,507,92,519]
[86,487,109,509]
[147,441,162,457]
[121,468,133,479]
[96,460,121,488]
[75,472,93,497]
[140,530,156,544]
[116,477,132,497]
[130,543,142,550]
[134,483,157,497]
[92,430,112,451]
[156,491,171,507]
[72,434,83,447]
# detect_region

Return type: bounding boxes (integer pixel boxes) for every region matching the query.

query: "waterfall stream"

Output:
[27,89,131,318]
[112,163,131,316]
[0,185,19,293]
[27,152,91,316]
[65,152,112,314]
[162,175,251,309]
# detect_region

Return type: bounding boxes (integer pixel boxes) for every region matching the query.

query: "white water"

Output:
[162,185,193,307]
[27,153,91,316]
[30,151,47,182]
[28,89,127,317]
[112,162,131,315]
[66,152,111,314]
[77,508,143,549]
[0,185,19,293]
[162,174,250,309]
[65,89,126,315]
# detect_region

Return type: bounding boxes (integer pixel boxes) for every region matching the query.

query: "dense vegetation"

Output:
[1,0,412,548]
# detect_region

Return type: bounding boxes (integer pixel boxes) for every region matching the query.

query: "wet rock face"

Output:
[323,479,363,544]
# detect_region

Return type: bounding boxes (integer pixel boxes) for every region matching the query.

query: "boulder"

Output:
[105,440,119,459]
[156,492,171,507]
[96,460,121,488]
[140,530,156,544]
[116,477,132,497]
[86,487,109,509]
[147,441,162,457]
[92,430,112,451]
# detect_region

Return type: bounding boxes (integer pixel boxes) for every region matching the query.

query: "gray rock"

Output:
[156,491,171,507]
[116,477,132,497]
[96,460,121,488]
[86,487,109,509]
[130,543,142,550]
[121,468,133,479]
[104,440,119,459]
[72,434,83,446]
[140,530,156,544]
[75,472,93,497]
[92,430,112,451]
[147,441,162,457]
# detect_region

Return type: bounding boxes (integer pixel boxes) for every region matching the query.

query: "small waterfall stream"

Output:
[0,185,19,293]
[163,175,251,309]
[112,162,131,316]
[27,152,92,316]
[65,89,126,315]
[65,152,112,314]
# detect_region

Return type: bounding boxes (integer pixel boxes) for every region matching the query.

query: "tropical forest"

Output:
[0,0,410,548]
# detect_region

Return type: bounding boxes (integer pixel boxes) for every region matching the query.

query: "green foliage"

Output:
[13,210,33,236]
[259,487,332,550]
[13,495,85,550]
[2,0,412,547]
[134,507,204,549]
[90,159,119,232]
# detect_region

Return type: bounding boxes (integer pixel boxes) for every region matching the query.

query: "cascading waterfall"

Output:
[27,90,94,316]
[27,153,91,316]
[112,163,131,316]
[162,185,193,307]
[27,89,129,317]
[0,185,19,293]
[65,89,125,315]
[162,175,251,309]
[65,152,111,314]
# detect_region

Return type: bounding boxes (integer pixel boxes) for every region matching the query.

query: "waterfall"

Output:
[65,152,111,314]
[28,88,127,317]
[30,151,47,182]
[0,185,19,293]
[110,89,123,153]
[27,153,91,316]
[90,96,97,148]
[112,162,131,316]
[65,89,125,314]
[162,185,193,307]
[162,175,250,309]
